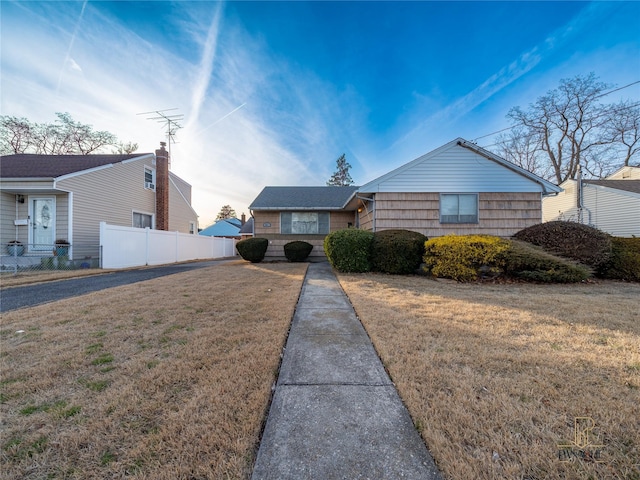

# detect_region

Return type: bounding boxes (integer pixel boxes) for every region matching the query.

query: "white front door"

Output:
[30,197,55,250]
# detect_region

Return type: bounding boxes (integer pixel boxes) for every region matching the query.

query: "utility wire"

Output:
[471,80,640,145]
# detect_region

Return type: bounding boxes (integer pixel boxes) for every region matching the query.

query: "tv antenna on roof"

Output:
[137,108,184,158]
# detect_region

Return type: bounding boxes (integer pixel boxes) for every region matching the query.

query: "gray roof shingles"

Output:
[0,153,151,178]
[584,180,640,195]
[250,186,359,210]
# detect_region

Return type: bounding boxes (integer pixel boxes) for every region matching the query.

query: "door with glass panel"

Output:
[30,197,55,250]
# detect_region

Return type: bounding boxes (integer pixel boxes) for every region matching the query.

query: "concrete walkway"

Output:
[252,262,442,480]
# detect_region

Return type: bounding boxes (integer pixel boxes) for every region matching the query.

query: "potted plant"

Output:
[54,239,70,257]
[7,240,24,256]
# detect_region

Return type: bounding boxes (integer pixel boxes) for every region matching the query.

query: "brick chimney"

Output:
[241,213,246,225]
[155,142,170,231]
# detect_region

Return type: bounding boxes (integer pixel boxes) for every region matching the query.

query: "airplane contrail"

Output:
[194,102,247,136]
[57,0,88,93]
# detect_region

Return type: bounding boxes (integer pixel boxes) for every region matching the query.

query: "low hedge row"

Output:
[324,228,428,274]
[596,237,640,282]
[422,235,590,283]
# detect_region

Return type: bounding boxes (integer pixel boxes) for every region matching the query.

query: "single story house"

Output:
[249,138,561,259]
[249,186,359,260]
[0,143,198,264]
[542,166,640,237]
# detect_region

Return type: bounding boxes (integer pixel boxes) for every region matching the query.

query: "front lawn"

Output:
[0,262,306,479]
[339,274,640,480]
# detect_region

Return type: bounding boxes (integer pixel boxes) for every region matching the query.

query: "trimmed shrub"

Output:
[284,241,314,262]
[500,240,591,283]
[324,228,374,273]
[371,229,428,274]
[597,237,640,282]
[423,235,510,282]
[236,237,269,263]
[513,221,612,268]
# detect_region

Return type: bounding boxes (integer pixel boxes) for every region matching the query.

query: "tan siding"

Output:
[57,159,156,248]
[170,173,192,203]
[168,178,198,233]
[252,211,356,258]
[55,195,70,242]
[253,212,281,235]
[371,192,541,237]
[0,193,25,245]
[330,211,357,231]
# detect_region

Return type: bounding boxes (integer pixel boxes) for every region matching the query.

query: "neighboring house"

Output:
[199,217,244,238]
[239,216,254,239]
[248,138,561,259]
[249,186,359,259]
[0,143,198,263]
[542,166,640,237]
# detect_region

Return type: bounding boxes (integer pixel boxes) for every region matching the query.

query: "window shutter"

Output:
[318,212,330,234]
[281,212,292,234]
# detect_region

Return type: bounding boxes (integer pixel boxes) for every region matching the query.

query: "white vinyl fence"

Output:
[100,222,237,269]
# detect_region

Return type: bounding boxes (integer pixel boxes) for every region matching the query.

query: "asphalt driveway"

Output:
[0,260,234,313]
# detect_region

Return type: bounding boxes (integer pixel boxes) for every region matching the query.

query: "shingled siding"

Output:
[367,192,542,237]
[252,211,356,259]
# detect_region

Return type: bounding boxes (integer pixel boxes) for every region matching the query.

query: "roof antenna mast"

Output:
[137,108,184,160]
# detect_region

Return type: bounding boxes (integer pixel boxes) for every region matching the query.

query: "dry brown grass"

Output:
[338,274,640,480]
[0,261,306,479]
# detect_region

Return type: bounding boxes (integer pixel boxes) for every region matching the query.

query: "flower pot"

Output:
[7,244,24,256]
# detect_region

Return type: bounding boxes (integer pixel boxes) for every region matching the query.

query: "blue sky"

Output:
[2,1,639,226]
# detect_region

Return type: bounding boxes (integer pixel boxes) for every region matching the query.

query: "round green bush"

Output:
[596,237,640,281]
[284,241,314,262]
[323,228,374,273]
[371,229,428,274]
[236,237,269,263]
[513,221,612,268]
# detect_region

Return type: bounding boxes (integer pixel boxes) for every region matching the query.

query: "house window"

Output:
[144,167,156,190]
[189,222,196,234]
[281,212,330,234]
[133,212,153,229]
[440,194,478,223]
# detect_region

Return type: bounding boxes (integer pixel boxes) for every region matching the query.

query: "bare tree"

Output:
[112,141,140,154]
[326,154,354,186]
[216,205,237,220]
[495,73,640,184]
[604,100,640,167]
[0,112,137,155]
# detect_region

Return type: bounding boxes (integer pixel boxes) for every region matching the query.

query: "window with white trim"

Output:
[440,194,478,223]
[189,222,196,234]
[144,167,156,190]
[281,212,330,234]
[133,212,153,229]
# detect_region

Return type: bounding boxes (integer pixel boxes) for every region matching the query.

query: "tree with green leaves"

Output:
[0,112,138,155]
[327,154,354,186]
[495,73,639,184]
[216,205,237,220]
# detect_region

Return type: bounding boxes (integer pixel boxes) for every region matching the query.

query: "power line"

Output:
[471,80,640,145]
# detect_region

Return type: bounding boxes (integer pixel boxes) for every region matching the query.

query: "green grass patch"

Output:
[91,353,114,366]
[85,343,103,354]
[100,450,116,466]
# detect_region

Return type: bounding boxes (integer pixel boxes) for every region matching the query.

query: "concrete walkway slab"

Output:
[278,333,390,385]
[290,308,367,336]
[252,385,442,480]
[252,262,442,480]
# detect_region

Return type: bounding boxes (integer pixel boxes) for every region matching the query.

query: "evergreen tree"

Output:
[216,205,237,220]
[326,154,354,186]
